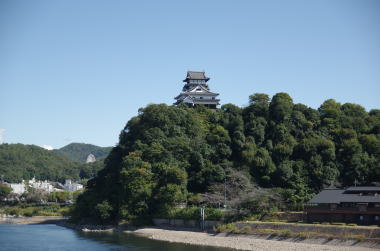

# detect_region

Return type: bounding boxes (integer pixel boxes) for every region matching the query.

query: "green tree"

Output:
[0,185,12,201]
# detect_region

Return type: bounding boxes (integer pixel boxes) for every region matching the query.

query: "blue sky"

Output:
[0,0,379,149]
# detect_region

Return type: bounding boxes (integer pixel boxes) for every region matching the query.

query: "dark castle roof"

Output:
[308,187,380,204]
[183,71,210,82]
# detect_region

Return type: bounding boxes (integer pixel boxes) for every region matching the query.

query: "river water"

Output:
[0,224,231,250]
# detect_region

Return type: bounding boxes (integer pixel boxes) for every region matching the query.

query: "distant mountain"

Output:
[53,143,112,162]
[0,144,82,183]
[0,144,107,183]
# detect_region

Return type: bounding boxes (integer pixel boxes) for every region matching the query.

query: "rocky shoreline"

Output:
[1,216,379,250]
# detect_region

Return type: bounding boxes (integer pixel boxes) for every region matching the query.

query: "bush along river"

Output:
[0,224,232,251]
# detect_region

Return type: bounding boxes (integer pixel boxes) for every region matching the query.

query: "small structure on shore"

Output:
[305,186,380,225]
[174,71,220,109]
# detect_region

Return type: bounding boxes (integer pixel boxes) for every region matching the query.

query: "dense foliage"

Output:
[0,144,105,183]
[72,93,379,223]
[53,143,112,162]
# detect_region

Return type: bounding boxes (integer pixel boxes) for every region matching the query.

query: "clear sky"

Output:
[0,0,379,149]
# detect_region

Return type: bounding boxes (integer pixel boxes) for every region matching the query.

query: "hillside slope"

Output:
[0,144,106,183]
[0,144,82,183]
[53,143,112,162]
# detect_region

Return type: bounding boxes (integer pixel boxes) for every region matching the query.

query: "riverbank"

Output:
[2,216,380,250]
[0,215,66,224]
[59,221,380,250]
[130,227,379,251]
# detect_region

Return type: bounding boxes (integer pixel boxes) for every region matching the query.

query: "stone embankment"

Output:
[236,221,380,239]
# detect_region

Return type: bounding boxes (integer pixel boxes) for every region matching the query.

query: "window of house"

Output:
[200,97,203,99]
[359,215,364,221]
[375,216,379,221]
[212,97,215,100]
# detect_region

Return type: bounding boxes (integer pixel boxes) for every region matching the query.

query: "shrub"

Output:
[22,207,39,217]
[281,229,292,237]
[347,223,357,226]
[214,223,240,233]
[342,233,365,241]
[256,228,278,236]
[331,222,346,226]
[205,208,223,221]
[158,207,224,221]
[241,225,252,233]
[5,207,21,216]
[298,232,311,238]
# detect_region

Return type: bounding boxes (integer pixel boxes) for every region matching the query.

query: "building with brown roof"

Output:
[305,186,380,225]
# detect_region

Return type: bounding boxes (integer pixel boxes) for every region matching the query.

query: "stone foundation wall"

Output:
[261,212,305,222]
[236,221,380,238]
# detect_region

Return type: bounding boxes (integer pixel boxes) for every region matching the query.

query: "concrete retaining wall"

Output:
[153,218,222,229]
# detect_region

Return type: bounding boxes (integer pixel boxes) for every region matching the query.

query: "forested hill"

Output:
[72,93,380,223]
[0,144,105,183]
[53,143,112,162]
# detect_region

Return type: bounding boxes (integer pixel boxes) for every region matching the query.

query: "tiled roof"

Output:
[346,186,380,192]
[308,188,380,204]
[183,71,210,81]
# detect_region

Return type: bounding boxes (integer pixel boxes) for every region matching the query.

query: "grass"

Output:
[214,223,241,234]
[213,222,374,242]
[0,203,71,217]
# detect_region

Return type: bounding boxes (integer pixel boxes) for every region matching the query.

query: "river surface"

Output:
[0,224,231,250]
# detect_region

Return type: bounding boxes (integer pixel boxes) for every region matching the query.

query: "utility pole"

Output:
[224,177,227,208]
[200,207,205,230]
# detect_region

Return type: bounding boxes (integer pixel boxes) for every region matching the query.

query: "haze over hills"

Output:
[0,143,108,183]
[52,143,112,163]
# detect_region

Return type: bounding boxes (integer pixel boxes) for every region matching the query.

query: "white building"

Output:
[64,179,83,192]
[9,182,26,195]
[28,177,55,193]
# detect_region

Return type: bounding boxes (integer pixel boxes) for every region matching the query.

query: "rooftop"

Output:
[308,187,380,204]
[183,71,210,82]
[345,186,380,192]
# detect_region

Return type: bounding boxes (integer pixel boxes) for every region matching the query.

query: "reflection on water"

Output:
[0,224,231,251]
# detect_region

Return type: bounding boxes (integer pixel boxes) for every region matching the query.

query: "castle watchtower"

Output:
[174,71,220,109]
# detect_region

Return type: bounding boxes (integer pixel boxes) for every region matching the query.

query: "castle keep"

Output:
[174,71,220,109]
